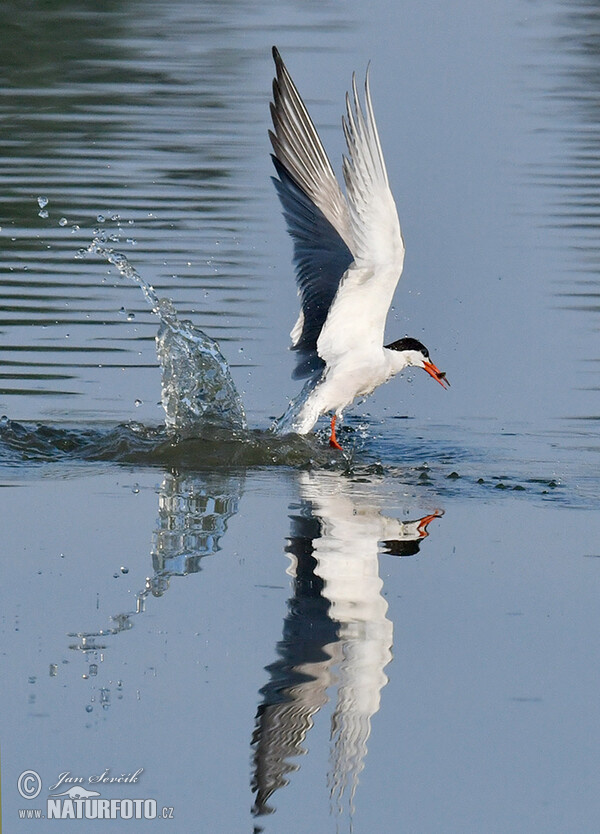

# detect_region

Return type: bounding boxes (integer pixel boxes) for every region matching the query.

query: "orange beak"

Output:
[423,361,450,389]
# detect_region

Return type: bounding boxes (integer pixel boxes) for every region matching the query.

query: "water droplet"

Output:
[126,238,137,245]
[71,224,80,233]
[97,214,106,223]
[37,196,48,209]
[49,664,58,677]
[38,209,49,219]
[59,217,68,226]
[113,573,119,579]
[131,483,140,494]
[120,566,129,575]
[134,399,142,408]
[89,663,98,676]
[0,415,9,427]
[28,675,37,685]
[127,312,135,321]
[85,704,93,713]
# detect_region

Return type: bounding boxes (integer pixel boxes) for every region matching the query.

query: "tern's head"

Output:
[385,337,449,388]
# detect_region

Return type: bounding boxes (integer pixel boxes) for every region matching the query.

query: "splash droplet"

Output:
[37,196,48,209]
[59,217,68,226]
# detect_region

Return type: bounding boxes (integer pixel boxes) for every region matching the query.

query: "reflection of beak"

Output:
[423,361,450,389]
[417,509,444,537]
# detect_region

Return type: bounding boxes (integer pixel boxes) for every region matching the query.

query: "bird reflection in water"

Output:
[66,466,441,823]
[251,472,443,822]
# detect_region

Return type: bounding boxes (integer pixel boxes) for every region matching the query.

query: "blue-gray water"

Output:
[1,1,600,832]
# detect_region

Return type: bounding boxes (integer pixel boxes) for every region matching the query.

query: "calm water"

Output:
[1,1,600,832]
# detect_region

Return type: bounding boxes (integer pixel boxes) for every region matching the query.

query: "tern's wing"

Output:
[271,158,354,378]
[315,68,406,366]
[341,69,405,278]
[270,47,355,379]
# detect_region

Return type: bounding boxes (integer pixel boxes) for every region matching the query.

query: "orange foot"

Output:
[329,414,343,450]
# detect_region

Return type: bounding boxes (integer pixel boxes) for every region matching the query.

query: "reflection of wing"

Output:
[251,471,442,820]
[299,473,394,811]
[251,510,341,817]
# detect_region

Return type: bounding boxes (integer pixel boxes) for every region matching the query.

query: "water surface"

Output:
[1,1,599,832]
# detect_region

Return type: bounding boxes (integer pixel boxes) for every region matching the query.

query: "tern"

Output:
[270,47,449,449]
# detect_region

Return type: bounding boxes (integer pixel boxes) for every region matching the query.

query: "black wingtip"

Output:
[272,45,281,64]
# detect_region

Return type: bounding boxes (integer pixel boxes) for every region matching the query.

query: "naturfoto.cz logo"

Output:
[17,768,174,821]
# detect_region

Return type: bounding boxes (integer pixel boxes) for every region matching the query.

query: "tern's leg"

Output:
[329,414,343,450]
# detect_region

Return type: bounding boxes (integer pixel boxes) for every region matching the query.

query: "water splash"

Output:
[86,231,246,434]
[155,299,247,433]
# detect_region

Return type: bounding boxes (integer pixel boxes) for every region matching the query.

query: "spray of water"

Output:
[86,231,247,434]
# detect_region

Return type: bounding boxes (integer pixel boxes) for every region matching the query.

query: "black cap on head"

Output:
[384,337,429,358]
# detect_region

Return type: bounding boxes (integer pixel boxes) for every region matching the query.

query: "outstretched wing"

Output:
[270,48,405,378]
[341,69,404,276]
[271,157,354,378]
[270,47,355,379]
[315,67,405,367]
